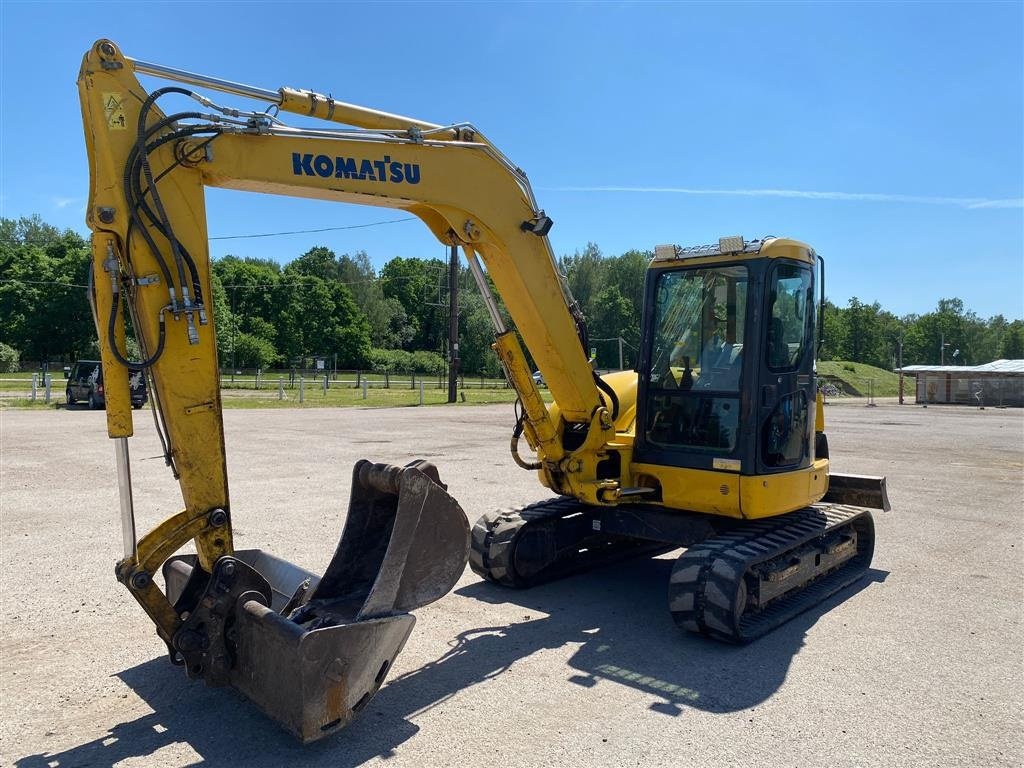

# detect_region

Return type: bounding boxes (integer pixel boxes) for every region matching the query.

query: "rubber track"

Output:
[669,504,875,644]
[469,497,669,588]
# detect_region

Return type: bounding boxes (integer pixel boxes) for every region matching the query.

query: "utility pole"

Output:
[617,336,624,370]
[230,285,236,382]
[898,337,904,405]
[447,244,459,403]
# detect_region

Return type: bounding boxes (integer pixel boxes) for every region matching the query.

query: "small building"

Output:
[900,360,1024,407]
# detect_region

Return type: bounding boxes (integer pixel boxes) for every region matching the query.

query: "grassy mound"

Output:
[818,360,901,397]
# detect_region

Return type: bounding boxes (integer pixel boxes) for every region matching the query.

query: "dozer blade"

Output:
[162,460,469,742]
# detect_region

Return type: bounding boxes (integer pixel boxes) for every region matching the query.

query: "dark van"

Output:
[64,360,148,410]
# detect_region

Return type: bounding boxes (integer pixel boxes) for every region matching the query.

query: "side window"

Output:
[766,264,812,371]
[762,391,809,467]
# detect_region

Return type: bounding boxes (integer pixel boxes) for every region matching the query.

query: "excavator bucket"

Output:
[162,460,469,742]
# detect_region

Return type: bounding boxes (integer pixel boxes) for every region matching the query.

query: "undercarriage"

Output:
[470,495,875,644]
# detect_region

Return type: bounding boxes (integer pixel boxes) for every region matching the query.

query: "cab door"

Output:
[756,260,816,473]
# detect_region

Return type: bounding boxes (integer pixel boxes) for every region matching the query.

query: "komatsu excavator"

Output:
[78,40,889,742]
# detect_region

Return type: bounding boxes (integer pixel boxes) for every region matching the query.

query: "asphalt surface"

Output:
[1,401,1021,767]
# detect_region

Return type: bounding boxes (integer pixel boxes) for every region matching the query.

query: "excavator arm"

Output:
[77,39,620,740]
[79,40,618,495]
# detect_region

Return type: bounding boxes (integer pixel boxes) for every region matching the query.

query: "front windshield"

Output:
[644,265,747,453]
[648,266,747,393]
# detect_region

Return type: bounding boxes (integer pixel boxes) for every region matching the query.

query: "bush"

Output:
[0,342,19,372]
[410,350,445,375]
[368,348,446,374]
[842,363,856,372]
[368,348,409,372]
[233,333,278,369]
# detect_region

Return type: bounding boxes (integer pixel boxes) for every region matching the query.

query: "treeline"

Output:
[210,245,508,375]
[0,215,510,375]
[557,243,1024,369]
[1,216,1022,375]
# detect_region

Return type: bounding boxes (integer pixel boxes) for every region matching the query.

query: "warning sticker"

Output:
[102,91,127,131]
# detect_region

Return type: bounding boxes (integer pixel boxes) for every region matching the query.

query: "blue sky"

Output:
[2,1,1021,319]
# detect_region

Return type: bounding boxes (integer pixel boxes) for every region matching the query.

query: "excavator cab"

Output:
[636,238,821,509]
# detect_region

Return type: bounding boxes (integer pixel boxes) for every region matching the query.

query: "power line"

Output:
[208,217,416,241]
[0,279,88,288]
[219,273,426,290]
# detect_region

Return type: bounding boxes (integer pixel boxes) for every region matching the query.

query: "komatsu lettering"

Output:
[292,153,421,184]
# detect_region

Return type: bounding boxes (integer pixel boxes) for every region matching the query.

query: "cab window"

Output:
[644,265,747,453]
[766,264,812,371]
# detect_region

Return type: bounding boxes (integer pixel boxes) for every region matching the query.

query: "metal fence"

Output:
[0,369,515,406]
[0,374,56,403]
[219,370,513,391]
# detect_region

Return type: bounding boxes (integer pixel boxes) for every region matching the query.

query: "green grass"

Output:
[0,371,63,407]
[817,360,901,397]
[219,385,544,409]
[0,371,53,391]
[1,370,534,409]
[0,398,57,409]
[4,361,903,407]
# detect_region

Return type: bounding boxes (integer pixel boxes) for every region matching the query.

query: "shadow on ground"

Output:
[16,557,887,768]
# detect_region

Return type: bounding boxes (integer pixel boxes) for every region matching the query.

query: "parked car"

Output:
[532,370,545,387]
[64,360,147,410]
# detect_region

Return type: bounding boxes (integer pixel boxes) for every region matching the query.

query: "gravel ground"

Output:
[1,401,1021,767]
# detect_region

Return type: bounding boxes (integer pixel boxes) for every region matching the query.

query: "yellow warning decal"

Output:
[713,458,741,472]
[102,92,127,131]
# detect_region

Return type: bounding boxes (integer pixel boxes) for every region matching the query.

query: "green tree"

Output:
[588,286,634,367]
[819,300,847,361]
[0,342,20,372]
[458,291,501,375]
[233,332,278,369]
[380,256,447,351]
[212,256,282,333]
[999,321,1024,358]
[210,271,237,367]
[278,272,371,367]
[288,245,342,282]
[842,298,881,366]
[558,242,606,314]
[336,250,405,348]
[602,249,649,355]
[0,215,95,361]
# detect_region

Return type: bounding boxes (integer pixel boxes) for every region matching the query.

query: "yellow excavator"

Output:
[78,40,888,742]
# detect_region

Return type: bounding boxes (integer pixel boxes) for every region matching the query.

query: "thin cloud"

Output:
[51,196,82,209]
[541,186,1024,210]
[965,198,1024,210]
